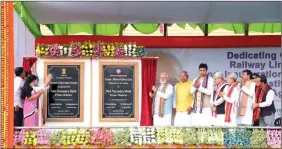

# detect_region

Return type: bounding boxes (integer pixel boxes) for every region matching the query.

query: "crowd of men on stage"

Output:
[149,63,276,127]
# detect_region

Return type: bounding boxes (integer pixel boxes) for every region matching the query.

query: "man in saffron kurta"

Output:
[173,71,194,126]
[190,63,214,126]
[237,69,256,126]
[149,72,174,126]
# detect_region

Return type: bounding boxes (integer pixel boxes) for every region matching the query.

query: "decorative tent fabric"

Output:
[13,2,281,38]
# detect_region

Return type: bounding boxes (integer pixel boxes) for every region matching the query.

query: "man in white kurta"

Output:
[237,70,256,126]
[211,72,229,126]
[150,73,174,126]
[190,63,214,126]
[221,73,240,127]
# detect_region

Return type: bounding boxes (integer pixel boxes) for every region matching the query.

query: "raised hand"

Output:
[149,92,153,98]
[152,86,157,92]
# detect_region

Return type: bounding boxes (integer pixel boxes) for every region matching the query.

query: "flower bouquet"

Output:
[267,129,281,148]
[135,46,147,57]
[49,44,61,57]
[81,41,94,57]
[49,130,64,147]
[156,127,167,145]
[23,130,38,146]
[114,43,126,58]
[36,129,51,146]
[70,42,82,57]
[61,129,91,146]
[124,43,136,57]
[113,128,131,148]
[89,128,114,146]
[130,127,156,146]
[103,43,115,57]
[14,130,25,146]
[224,128,251,148]
[93,42,105,59]
[59,44,71,56]
[250,129,267,148]
[182,128,197,147]
[36,44,49,56]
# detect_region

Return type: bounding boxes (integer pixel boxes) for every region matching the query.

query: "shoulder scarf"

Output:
[239,80,252,116]
[193,75,209,113]
[212,82,227,117]
[225,82,238,123]
[151,82,169,117]
[253,84,269,122]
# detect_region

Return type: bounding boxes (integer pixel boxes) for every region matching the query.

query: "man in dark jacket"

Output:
[252,74,276,126]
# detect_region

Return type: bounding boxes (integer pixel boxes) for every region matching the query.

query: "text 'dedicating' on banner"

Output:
[99,62,139,122]
[44,62,84,122]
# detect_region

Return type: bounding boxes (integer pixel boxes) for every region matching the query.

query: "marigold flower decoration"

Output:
[104,43,115,57]
[23,130,38,146]
[81,41,94,56]
[36,44,49,56]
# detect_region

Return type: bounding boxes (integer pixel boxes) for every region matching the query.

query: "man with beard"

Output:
[252,74,276,126]
[191,63,214,126]
[149,72,174,126]
[237,69,256,126]
[173,71,194,126]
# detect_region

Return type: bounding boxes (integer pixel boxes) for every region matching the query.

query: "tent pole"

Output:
[164,24,168,36]
[204,24,208,36]
[119,24,124,36]
[244,23,249,36]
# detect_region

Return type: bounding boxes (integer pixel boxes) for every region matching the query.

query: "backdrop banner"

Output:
[147,47,281,121]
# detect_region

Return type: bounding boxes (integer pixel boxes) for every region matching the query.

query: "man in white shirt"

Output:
[211,72,229,126]
[237,69,256,126]
[149,72,174,126]
[190,63,214,126]
[14,67,26,127]
[252,74,276,126]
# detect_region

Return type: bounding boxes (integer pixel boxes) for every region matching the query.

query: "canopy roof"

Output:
[23,1,280,24]
[14,1,281,38]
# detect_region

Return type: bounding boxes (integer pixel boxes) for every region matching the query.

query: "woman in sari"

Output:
[21,74,52,126]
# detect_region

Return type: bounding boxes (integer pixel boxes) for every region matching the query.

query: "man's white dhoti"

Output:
[224,113,237,127]
[153,114,172,126]
[211,114,225,126]
[174,112,192,126]
[191,108,212,126]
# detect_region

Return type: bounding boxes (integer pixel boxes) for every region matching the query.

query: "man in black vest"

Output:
[211,72,229,126]
[252,74,276,126]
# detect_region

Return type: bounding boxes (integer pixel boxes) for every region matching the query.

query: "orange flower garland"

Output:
[1,1,14,148]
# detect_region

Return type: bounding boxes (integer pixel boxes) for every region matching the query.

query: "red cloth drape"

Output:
[140,58,157,126]
[22,57,37,75]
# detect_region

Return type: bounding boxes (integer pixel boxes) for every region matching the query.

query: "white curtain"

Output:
[14,10,35,67]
